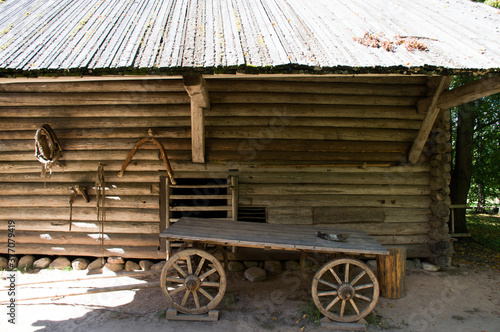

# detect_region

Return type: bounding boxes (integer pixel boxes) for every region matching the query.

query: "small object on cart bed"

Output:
[316,231,349,242]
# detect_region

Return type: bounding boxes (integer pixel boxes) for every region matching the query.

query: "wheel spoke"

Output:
[186,255,193,275]
[193,290,200,309]
[172,263,188,278]
[166,276,185,284]
[318,278,339,289]
[353,283,374,291]
[329,268,343,284]
[355,293,372,302]
[325,296,341,311]
[349,299,360,315]
[199,267,217,280]
[200,281,220,287]
[198,287,214,301]
[181,290,191,306]
[195,258,206,276]
[350,271,366,286]
[169,284,186,297]
[340,299,346,317]
[318,290,338,297]
[344,263,350,283]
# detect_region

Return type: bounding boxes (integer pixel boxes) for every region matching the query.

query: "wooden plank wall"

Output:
[0,75,436,259]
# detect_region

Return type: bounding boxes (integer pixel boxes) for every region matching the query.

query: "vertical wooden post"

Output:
[376,247,407,299]
[159,176,172,259]
[230,175,238,221]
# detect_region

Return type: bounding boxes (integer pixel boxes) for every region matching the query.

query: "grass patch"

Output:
[452,315,465,321]
[299,301,322,326]
[466,214,500,252]
[365,312,391,329]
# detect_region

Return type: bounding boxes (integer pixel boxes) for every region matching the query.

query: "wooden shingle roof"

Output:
[0,0,499,76]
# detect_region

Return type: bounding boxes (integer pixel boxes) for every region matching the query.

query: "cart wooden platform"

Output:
[160,217,389,323]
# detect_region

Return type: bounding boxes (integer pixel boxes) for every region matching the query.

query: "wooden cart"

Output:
[159,217,389,323]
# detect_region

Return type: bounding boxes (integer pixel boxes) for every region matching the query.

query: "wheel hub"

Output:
[338,283,355,300]
[185,275,201,291]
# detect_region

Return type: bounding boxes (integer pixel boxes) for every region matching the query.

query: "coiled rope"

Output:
[34,124,62,178]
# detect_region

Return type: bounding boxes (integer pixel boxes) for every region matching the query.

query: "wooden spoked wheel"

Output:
[160,248,226,314]
[311,258,379,322]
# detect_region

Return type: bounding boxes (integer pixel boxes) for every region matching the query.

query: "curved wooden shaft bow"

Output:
[118,137,176,185]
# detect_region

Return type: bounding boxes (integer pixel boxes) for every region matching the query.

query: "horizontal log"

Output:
[0,128,190,140]
[314,222,430,235]
[206,80,428,96]
[0,104,190,118]
[2,207,159,222]
[313,207,385,223]
[0,182,159,196]
[0,243,164,259]
[208,139,411,153]
[0,92,190,106]
[0,139,192,152]
[238,172,430,185]
[208,151,406,163]
[0,79,185,93]
[0,117,191,131]
[210,92,419,106]
[0,171,228,183]
[373,235,429,245]
[209,104,423,119]
[207,75,429,84]
[207,127,417,142]
[0,195,159,209]
[0,220,158,233]
[239,183,431,196]
[240,195,431,208]
[0,231,159,246]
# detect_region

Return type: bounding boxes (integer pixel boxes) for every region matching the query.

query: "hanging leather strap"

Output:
[96,164,106,264]
[118,137,176,185]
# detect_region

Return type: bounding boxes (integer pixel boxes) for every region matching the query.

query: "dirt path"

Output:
[1,263,499,332]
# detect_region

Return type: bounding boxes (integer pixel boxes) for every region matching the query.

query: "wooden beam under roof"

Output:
[436,76,500,109]
[183,74,210,163]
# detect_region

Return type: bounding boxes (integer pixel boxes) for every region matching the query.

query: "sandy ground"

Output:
[1,264,499,332]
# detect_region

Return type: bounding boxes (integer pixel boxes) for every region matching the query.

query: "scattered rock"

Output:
[104,263,124,273]
[0,257,8,270]
[87,258,105,271]
[228,261,245,272]
[125,261,141,272]
[49,257,71,270]
[366,260,377,271]
[107,256,125,264]
[72,258,89,270]
[284,261,300,272]
[243,261,259,268]
[413,258,422,269]
[151,261,166,270]
[422,262,441,272]
[18,255,36,270]
[406,260,416,270]
[139,260,153,271]
[33,257,52,269]
[244,267,267,282]
[264,260,282,274]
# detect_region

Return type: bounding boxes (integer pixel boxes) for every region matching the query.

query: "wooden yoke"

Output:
[118,137,176,185]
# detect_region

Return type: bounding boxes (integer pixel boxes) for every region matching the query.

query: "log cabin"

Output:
[0,0,499,267]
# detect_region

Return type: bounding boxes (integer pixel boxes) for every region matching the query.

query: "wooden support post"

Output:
[376,248,407,299]
[408,77,450,165]
[183,75,210,164]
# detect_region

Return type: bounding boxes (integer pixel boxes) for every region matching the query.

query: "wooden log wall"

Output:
[0,75,441,259]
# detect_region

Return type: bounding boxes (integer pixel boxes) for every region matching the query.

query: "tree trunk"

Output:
[450,104,474,233]
[477,181,486,213]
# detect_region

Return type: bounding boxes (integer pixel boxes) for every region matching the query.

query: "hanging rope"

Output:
[95,163,106,264]
[34,124,62,178]
[68,185,89,231]
[118,136,176,185]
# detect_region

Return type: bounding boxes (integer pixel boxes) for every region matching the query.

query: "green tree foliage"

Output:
[451,76,500,213]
